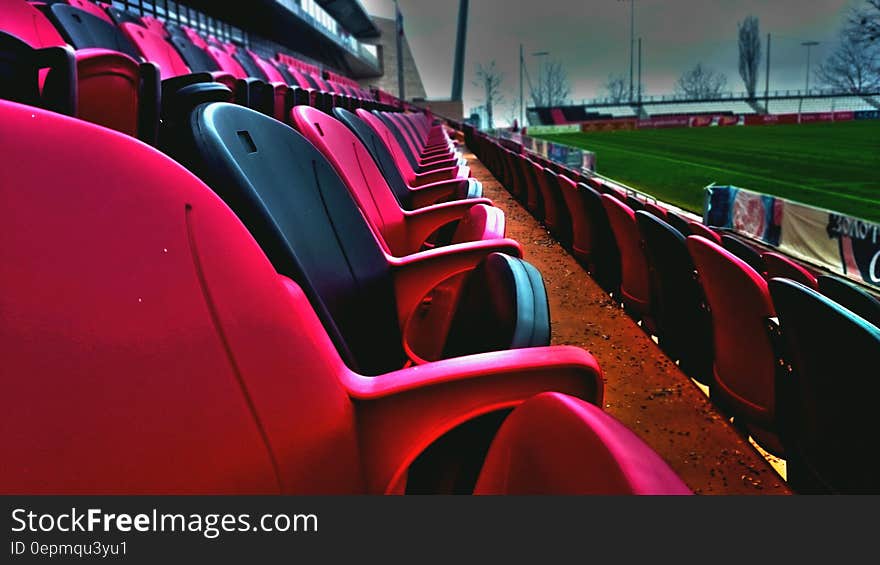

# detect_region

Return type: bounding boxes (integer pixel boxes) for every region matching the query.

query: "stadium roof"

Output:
[317,0,381,39]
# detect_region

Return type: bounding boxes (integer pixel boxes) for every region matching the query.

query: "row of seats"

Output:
[1,3,697,495]
[0,0,395,146]
[468,127,880,494]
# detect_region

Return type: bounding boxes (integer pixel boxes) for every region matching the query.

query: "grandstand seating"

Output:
[817,275,880,328]
[1,98,624,495]
[0,0,158,141]
[7,0,879,498]
[466,80,880,495]
[333,108,483,208]
[602,195,655,329]
[686,236,783,456]
[763,252,818,290]
[636,212,713,386]
[769,278,880,493]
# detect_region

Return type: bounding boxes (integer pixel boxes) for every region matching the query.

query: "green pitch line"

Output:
[535,121,880,222]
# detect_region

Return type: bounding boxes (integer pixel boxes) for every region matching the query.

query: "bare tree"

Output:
[738,16,762,99]
[604,74,628,103]
[473,61,504,129]
[816,31,880,93]
[846,0,880,45]
[675,63,728,99]
[530,60,571,107]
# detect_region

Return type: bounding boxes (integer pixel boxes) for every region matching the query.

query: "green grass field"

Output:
[536,121,880,222]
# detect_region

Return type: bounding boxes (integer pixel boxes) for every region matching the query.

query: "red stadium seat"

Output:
[292,106,503,255]
[119,22,191,79]
[161,100,553,374]
[0,98,605,494]
[357,108,469,188]
[333,107,483,209]
[602,194,654,329]
[475,393,691,495]
[539,169,573,246]
[687,235,783,456]
[0,0,157,140]
[687,220,722,244]
[762,251,818,289]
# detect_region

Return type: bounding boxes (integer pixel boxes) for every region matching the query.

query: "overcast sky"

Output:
[361,0,863,120]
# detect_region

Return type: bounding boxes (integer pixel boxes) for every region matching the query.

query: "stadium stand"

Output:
[3,0,877,497]
[1,0,710,496]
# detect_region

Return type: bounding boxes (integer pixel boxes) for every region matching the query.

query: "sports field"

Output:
[536,121,880,222]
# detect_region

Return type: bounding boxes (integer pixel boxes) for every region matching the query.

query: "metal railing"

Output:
[576,88,880,108]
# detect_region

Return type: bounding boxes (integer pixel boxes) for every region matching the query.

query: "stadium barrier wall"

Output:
[496,129,596,172]
[705,184,880,290]
[527,110,875,130]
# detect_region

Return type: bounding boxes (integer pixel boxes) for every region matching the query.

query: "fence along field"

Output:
[536,120,880,223]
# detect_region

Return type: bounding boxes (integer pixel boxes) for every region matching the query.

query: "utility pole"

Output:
[395,0,405,101]
[628,0,634,102]
[798,40,819,119]
[519,44,524,126]
[764,33,771,111]
[451,0,469,101]
[637,37,642,103]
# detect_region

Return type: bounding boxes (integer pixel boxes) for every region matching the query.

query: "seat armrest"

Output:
[340,346,605,493]
[401,199,497,253]
[412,165,469,187]
[388,239,523,329]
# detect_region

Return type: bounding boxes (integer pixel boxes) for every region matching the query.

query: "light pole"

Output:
[519,44,524,127]
[618,0,635,102]
[798,40,819,119]
[533,51,550,106]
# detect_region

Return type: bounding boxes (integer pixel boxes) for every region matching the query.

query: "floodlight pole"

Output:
[520,44,524,126]
[798,40,819,120]
[628,0,634,102]
[637,37,642,103]
[764,33,771,112]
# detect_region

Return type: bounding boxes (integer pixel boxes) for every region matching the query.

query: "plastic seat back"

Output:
[334,107,418,208]
[665,212,692,237]
[68,0,113,24]
[602,194,651,315]
[557,175,596,263]
[636,211,712,383]
[687,235,777,425]
[762,252,817,289]
[475,393,692,495]
[817,275,880,328]
[119,22,190,78]
[171,102,406,376]
[519,157,543,218]
[292,106,410,254]
[0,0,67,49]
[169,33,220,73]
[205,44,247,78]
[721,234,766,275]
[576,182,621,292]
[769,278,880,493]
[48,5,140,60]
[0,99,364,494]
[687,220,722,244]
[543,169,572,246]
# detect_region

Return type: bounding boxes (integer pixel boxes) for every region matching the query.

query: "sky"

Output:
[360,0,864,122]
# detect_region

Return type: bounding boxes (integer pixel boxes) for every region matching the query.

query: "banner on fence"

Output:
[524,124,581,135]
[705,185,880,289]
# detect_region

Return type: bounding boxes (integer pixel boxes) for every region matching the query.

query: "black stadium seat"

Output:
[46,4,141,60]
[162,96,548,374]
[636,211,713,385]
[817,275,880,328]
[769,278,880,493]
[334,107,482,209]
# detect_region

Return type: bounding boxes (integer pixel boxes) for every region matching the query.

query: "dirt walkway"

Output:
[466,151,791,495]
